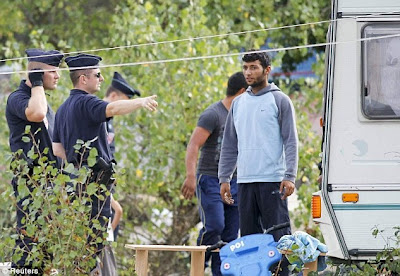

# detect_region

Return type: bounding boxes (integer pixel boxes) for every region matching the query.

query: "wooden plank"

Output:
[125,244,208,252]
[125,244,208,276]
[190,251,205,276]
[135,249,149,276]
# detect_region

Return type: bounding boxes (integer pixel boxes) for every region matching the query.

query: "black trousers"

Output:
[238,182,291,276]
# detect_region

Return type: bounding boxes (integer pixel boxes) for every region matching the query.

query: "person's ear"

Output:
[265,66,272,75]
[110,91,120,101]
[80,74,87,85]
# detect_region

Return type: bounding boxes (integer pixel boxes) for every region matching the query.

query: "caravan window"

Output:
[362,23,400,119]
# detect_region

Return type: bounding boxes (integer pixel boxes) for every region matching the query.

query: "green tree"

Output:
[7,127,112,274]
[0,0,120,60]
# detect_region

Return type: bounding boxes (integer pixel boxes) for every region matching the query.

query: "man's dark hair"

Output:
[226,72,247,96]
[106,86,121,97]
[242,49,271,69]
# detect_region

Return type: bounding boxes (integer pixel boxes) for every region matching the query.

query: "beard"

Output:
[250,79,264,88]
[249,75,267,88]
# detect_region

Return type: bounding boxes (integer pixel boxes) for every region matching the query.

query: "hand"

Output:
[181,175,196,200]
[280,180,295,200]
[28,68,44,87]
[220,182,234,204]
[141,95,158,111]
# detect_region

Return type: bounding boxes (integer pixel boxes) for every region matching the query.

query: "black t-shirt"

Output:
[197,101,236,177]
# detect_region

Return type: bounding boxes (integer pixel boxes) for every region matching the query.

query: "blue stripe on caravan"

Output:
[332,204,400,210]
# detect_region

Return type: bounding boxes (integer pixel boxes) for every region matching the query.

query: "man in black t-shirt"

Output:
[181,72,247,275]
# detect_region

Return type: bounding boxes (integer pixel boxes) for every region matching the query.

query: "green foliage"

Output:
[324,227,400,275]
[0,0,120,59]
[1,132,112,274]
[106,2,240,273]
[356,227,400,275]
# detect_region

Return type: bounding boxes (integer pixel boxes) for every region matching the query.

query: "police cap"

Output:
[25,48,64,67]
[65,53,102,71]
[111,72,141,98]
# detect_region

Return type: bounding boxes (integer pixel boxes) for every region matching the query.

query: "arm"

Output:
[111,196,123,230]
[181,127,211,200]
[53,142,67,160]
[218,105,238,184]
[25,70,48,122]
[218,105,239,204]
[278,93,298,199]
[105,95,158,118]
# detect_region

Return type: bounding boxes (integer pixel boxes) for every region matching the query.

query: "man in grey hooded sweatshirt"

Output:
[218,50,298,275]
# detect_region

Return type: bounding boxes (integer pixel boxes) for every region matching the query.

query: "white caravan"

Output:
[313,0,400,261]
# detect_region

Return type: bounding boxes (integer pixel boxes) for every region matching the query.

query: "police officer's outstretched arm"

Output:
[105,95,158,117]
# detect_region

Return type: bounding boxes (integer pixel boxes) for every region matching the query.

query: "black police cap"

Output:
[25,49,64,67]
[65,54,102,71]
[111,72,141,98]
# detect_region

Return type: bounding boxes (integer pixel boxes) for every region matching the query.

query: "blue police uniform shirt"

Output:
[53,89,111,165]
[6,80,59,228]
[54,89,112,218]
[6,80,58,163]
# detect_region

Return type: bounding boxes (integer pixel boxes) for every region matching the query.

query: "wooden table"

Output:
[125,244,208,276]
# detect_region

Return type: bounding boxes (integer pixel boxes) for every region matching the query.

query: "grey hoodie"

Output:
[218,83,298,184]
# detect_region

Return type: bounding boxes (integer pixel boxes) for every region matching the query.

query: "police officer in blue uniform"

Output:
[6,48,64,269]
[104,72,141,241]
[105,72,141,157]
[52,53,158,271]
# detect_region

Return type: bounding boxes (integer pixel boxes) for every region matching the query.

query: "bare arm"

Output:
[25,86,48,122]
[181,127,211,200]
[25,69,48,122]
[52,142,67,160]
[105,95,158,118]
[111,196,123,230]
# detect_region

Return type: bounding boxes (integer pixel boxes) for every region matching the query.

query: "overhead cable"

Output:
[1,32,399,76]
